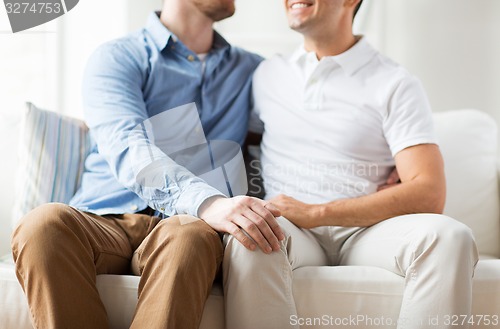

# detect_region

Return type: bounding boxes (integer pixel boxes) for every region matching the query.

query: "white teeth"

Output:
[291,3,310,9]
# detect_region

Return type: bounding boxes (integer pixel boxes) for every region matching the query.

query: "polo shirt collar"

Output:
[145,11,230,53]
[289,36,377,76]
[289,46,309,63]
[332,37,377,76]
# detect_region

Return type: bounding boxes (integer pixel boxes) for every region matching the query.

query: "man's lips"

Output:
[291,3,310,9]
[289,1,314,10]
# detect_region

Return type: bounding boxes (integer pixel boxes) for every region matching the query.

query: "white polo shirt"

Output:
[250,37,437,204]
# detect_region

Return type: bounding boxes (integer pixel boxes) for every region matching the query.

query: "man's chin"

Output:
[289,23,308,35]
[212,8,235,22]
[210,2,236,22]
[287,17,309,33]
[194,0,235,22]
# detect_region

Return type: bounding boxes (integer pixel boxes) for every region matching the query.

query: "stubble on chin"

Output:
[287,16,309,33]
[194,0,235,22]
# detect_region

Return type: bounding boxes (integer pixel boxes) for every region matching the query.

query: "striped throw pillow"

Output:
[11,103,90,227]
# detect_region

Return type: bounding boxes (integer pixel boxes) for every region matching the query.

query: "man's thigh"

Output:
[91,211,159,274]
[333,213,461,275]
[277,217,328,269]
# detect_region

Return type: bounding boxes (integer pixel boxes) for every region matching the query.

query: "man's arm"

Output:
[270,143,446,228]
[84,42,283,253]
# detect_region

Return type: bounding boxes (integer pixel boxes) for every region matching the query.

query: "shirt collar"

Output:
[145,12,173,51]
[332,37,377,76]
[289,36,377,76]
[145,11,230,53]
[212,30,231,50]
[289,45,309,63]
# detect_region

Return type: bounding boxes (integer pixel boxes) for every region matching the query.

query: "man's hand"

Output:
[198,196,284,253]
[268,194,318,229]
[377,167,400,191]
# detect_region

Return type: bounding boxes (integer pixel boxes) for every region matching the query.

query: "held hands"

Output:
[198,196,284,253]
[200,168,401,242]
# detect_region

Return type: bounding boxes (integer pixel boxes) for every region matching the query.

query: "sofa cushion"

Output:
[292,261,500,327]
[433,109,500,258]
[11,103,90,228]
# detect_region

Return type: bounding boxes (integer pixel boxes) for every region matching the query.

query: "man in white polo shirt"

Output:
[223,1,479,328]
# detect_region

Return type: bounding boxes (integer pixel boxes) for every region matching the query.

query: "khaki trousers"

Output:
[11,203,223,329]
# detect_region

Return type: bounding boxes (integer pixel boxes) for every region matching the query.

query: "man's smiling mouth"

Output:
[289,1,314,10]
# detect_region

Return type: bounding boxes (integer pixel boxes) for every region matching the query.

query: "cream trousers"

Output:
[223,214,479,329]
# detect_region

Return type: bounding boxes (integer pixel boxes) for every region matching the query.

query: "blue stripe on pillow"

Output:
[11,103,90,227]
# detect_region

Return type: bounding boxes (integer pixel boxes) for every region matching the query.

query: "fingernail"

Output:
[266,246,272,253]
[250,244,256,251]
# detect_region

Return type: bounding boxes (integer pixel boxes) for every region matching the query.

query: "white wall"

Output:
[0,11,58,115]
[375,0,500,118]
[57,0,161,118]
[216,0,301,58]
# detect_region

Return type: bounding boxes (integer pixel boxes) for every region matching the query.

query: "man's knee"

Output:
[11,203,84,270]
[12,203,76,251]
[156,215,223,259]
[223,232,288,268]
[409,214,477,258]
[435,215,477,256]
[416,214,473,240]
[222,217,297,262]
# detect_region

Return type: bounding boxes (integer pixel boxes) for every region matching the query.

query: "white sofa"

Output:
[0,108,499,329]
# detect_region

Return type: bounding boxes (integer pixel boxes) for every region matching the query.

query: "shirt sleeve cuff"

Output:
[174,183,227,217]
[390,135,438,157]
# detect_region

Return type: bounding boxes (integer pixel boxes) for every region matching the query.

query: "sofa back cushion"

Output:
[11,103,90,228]
[434,109,500,258]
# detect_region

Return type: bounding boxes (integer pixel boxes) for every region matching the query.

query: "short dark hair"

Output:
[353,0,363,20]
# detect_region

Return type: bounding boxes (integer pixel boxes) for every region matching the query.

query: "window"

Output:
[0,9,58,116]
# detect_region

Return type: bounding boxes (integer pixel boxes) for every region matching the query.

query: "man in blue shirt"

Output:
[11,0,284,328]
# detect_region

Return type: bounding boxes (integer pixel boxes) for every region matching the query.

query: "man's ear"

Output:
[344,0,361,9]
[348,0,363,20]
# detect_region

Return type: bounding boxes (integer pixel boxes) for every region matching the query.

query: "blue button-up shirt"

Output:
[69,12,262,216]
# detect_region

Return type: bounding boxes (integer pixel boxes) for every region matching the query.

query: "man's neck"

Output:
[160,4,214,54]
[303,27,358,60]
